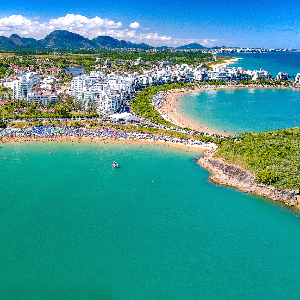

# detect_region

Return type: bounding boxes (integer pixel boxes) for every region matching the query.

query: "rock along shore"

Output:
[198,150,300,209]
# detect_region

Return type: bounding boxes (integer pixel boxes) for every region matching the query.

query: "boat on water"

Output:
[112,162,119,168]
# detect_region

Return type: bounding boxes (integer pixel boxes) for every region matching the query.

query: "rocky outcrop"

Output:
[198,150,300,207]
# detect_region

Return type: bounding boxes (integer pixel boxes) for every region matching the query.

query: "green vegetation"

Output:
[215,127,300,189]
[0,120,7,128]
[33,120,43,126]
[131,83,195,126]
[0,51,212,76]
[89,121,99,128]
[71,121,84,127]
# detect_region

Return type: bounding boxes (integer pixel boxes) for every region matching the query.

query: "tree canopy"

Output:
[215,127,300,189]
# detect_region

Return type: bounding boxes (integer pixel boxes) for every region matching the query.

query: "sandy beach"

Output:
[210,57,241,69]
[163,88,228,136]
[0,133,216,152]
[159,84,296,136]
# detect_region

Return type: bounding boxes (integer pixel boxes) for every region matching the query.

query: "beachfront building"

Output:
[27,92,59,106]
[70,89,122,114]
[194,66,271,82]
[247,69,272,80]
[276,72,289,81]
[194,69,209,82]
[69,72,131,114]
[295,73,300,84]
[194,66,251,82]
[3,71,41,100]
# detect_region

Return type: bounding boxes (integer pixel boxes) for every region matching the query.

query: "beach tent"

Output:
[109,112,141,122]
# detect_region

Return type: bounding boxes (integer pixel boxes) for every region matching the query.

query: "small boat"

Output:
[297,101,300,102]
[112,162,119,168]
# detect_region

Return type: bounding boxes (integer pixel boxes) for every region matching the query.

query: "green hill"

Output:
[215,127,300,189]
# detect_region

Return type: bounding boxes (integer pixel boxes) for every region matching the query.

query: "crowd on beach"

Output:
[0,126,217,149]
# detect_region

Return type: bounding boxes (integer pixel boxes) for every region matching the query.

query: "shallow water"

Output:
[177,88,300,134]
[1,141,300,299]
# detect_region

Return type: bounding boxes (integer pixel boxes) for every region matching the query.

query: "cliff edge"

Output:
[198,150,300,208]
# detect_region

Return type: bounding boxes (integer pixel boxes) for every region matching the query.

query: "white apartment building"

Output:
[194,69,209,81]
[3,72,41,100]
[13,77,34,100]
[40,83,53,90]
[23,72,40,86]
[247,69,272,80]
[71,75,91,90]
[27,92,59,106]
[69,72,136,114]
[276,72,289,81]
[42,76,56,84]
[90,71,103,83]
[71,89,122,114]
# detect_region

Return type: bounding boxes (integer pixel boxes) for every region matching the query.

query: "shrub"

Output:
[256,170,279,185]
[33,120,43,127]
[71,121,84,127]
[89,121,98,128]
[0,120,7,128]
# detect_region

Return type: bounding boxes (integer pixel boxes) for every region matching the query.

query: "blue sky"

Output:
[0,0,299,48]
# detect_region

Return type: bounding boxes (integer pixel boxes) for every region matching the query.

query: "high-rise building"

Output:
[13,77,34,100]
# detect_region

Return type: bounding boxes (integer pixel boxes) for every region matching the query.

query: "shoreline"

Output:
[164,88,227,135]
[209,57,241,69]
[0,133,216,152]
[198,150,300,209]
[160,84,296,135]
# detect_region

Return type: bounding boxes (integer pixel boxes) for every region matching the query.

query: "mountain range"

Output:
[0,30,207,51]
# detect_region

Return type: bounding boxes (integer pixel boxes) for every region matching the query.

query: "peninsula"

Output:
[1,49,300,209]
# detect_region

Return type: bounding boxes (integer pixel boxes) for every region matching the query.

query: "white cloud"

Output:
[0,14,221,47]
[0,14,123,39]
[49,14,122,30]
[129,22,140,29]
[0,15,47,37]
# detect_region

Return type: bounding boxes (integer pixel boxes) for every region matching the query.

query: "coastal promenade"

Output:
[0,126,217,151]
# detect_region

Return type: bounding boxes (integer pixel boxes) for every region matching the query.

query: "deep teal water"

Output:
[1,141,300,299]
[218,52,300,78]
[178,88,300,134]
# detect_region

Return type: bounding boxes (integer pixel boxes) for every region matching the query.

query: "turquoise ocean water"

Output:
[177,53,300,135]
[1,141,300,299]
[218,52,300,77]
[178,88,300,134]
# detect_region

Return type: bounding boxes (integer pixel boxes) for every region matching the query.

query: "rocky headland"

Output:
[198,150,300,208]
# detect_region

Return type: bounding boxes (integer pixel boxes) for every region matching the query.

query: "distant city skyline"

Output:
[0,0,299,48]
